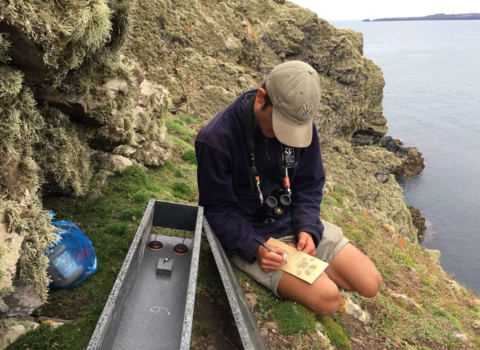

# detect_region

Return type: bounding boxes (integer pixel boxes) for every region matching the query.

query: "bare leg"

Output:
[324,243,382,298]
[277,271,342,315]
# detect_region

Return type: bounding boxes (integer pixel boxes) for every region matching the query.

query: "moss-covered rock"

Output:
[0,0,158,307]
[0,34,9,63]
[322,139,417,241]
[124,0,386,145]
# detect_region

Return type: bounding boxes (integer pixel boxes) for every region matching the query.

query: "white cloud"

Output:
[289,0,480,21]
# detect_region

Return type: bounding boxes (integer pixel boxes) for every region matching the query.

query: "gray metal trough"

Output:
[87,199,266,350]
[87,200,203,350]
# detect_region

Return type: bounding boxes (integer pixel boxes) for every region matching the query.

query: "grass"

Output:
[318,315,351,350]
[182,148,197,164]
[273,301,316,335]
[321,186,480,349]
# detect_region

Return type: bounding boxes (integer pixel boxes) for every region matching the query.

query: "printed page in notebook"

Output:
[266,237,329,284]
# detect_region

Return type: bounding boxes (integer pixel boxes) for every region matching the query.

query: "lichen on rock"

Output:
[0,34,10,63]
[0,0,169,309]
[322,139,417,242]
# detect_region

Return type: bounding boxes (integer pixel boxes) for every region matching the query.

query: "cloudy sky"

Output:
[289,0,480,21]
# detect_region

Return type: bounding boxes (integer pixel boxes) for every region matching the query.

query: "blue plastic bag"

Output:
[45,220,97,289]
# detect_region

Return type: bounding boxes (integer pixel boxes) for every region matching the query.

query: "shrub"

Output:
[182,148,197,165]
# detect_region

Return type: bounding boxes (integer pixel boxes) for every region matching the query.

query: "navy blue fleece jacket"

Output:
[195,89,325,263]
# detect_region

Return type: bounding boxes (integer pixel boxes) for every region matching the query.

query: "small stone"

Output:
[351,337,363,345]
[389,293,422,308]
[364,326,374,334]
[454,333,468,342]
[216,298,226,308]
[0,324,26,348]
[472,320,480,329]
[39,317,73,325]
[270,328,276,333]
[86,189,103,201]
[264,321,278,330]
[260,327,268,337]
[344,298,370,323]
[245,293,257,310]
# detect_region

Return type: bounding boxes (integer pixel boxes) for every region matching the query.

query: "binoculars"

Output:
[254,189,292,223]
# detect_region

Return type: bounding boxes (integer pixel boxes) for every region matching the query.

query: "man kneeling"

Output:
[195,61,382,314]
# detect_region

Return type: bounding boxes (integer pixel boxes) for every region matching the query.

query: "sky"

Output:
[289,0,480,21]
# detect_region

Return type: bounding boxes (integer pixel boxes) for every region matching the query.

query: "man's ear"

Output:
[255,88,267,108]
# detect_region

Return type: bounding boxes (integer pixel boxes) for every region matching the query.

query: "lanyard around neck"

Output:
[243,96,292,205]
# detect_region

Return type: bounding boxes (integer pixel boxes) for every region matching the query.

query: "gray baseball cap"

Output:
[266,61,321,148]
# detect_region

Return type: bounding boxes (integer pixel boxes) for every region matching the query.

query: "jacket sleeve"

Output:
[196,141,261,263]
[290,124,325,247]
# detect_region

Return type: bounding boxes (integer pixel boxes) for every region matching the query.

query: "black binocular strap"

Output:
[244,96,256,156]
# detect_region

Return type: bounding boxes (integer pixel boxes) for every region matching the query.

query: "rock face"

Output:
[381,136,425,176]
[125,0,387,146]
[408,206,427,240]
[322,140,417,241]
[0,0,168,313]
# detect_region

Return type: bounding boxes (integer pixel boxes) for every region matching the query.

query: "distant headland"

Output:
[362,13,480,22]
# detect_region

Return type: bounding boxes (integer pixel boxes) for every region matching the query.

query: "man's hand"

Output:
[255,245,285,272]
[297,232,316,256]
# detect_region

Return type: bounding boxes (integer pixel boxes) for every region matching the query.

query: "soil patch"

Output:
[192,293,243,350]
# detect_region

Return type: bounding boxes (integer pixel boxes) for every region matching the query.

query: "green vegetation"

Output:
[196,239,222,294]
[274,301,316,335]
[321,186,480,349]
[165,119,197,137]
[319,316,351,350]
[182,148,197,165]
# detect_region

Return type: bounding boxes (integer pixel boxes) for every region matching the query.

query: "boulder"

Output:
[381,137,425,176]
[0,323,26,349]
[408,206,427,240]
[115,141,170,167]
[111,155,134,173]
[392,147,425,176]
[342,298,370,323]
[374,168,390,183]
[3,282,43,317]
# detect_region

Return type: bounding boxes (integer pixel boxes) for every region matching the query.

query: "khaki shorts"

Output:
[230,220,349,297]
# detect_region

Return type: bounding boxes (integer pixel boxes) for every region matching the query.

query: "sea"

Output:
[331,20,480,293]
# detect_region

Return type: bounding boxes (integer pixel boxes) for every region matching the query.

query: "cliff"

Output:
[1,0,479,349]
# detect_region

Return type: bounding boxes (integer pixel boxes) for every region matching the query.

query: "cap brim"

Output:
[272,107,313,148]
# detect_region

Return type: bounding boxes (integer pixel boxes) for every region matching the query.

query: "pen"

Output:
[254,237,277,253]
[254,238,289,264]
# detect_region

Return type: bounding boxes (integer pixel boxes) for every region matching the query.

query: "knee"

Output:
[311,287,341,315]
[361,270,383,298]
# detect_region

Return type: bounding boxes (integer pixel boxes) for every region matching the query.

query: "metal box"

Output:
[87,200,203,350]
